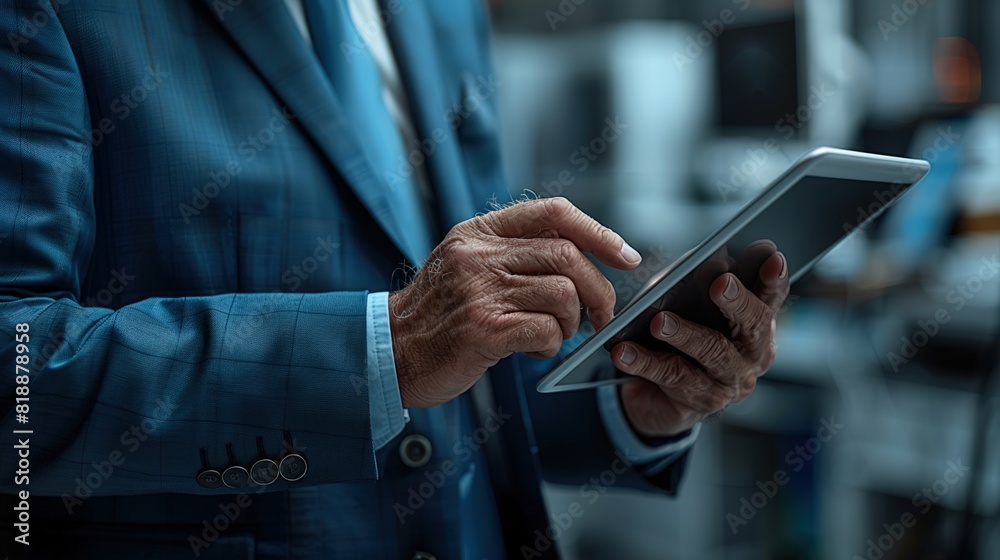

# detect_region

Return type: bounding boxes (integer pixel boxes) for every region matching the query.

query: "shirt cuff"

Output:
[366,292,408,450]
[597,383,701,476]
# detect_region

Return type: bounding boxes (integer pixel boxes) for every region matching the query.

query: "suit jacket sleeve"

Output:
[0,0,376,497]
[516,348,691,496]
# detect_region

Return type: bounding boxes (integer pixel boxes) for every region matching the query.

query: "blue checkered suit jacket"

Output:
[0,1,688,558]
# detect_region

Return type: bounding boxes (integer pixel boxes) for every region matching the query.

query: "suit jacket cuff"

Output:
[596,383,700,475]
[366,291,407,450]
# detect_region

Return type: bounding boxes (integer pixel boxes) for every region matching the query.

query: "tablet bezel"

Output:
[535,147,930,393]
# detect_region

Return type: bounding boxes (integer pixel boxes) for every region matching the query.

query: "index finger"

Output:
[482,197,642,270]
[499,237,618,328]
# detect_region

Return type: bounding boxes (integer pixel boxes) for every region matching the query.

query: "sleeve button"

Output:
[251,458,280,485]
[197,469,223,489]
[222,465,250,488]
[279,453,308,481]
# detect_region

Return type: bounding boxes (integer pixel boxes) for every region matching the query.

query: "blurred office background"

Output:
[485,0,1000,558]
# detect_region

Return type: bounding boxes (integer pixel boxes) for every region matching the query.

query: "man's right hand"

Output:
[389,197,642,408]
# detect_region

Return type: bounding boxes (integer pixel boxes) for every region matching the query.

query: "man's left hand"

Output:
[610,243,789,437]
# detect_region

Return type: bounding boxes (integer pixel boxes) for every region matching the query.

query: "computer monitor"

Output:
[715,17,802,135]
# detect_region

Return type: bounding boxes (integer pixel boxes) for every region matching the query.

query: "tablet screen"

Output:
[552,175,912,389]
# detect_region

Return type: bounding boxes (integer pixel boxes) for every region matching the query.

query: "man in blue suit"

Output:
[0,0,788,558]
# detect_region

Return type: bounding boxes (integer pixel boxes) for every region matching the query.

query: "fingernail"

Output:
[660,313,678,337]
[620,344,636,365]
[724,275,739,300]
[778,253,788,279]
[620,241,642,265]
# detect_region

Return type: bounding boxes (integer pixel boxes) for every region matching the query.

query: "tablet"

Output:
[536,147,930,393]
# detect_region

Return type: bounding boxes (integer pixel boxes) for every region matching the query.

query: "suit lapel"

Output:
[379,0,478,231]
[196,0,420,263]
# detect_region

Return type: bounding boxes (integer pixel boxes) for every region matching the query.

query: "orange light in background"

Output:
[933,37,981,104]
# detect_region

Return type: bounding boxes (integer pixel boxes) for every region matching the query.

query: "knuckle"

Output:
[540,318,564,357]
[463,214,497,238]
[547,319,564,345]
[552,276,577,303]
[552,239,579,269]
[603,278,616,302]
[760,344,776,372]
[731,380,755,404]
[709,391,731,412]
[597,225,617,248]
[482,205,520,236]
[699,334,732,370]
[511,319,538,347]
[445,237,474,262]
[448,218,474,238]
[542,196,572,221]
[652,355,685,387]
[747,312,774,347]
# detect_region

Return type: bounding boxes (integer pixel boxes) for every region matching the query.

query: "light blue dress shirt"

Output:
[366,292,408,449]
